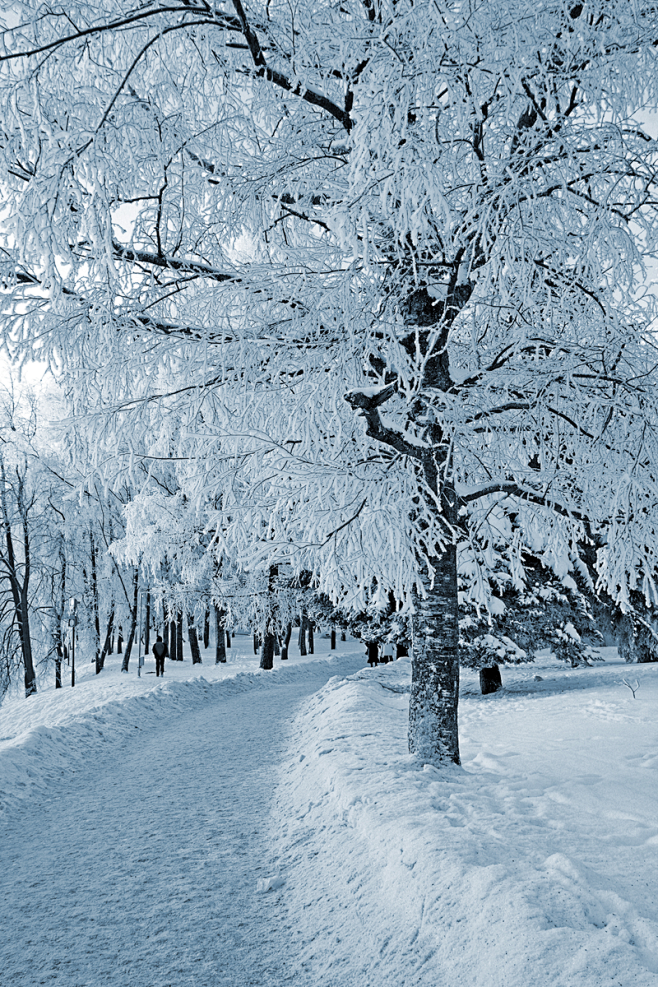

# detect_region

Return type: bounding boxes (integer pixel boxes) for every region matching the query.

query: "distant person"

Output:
[366,641,379,666]
[381,641,395,664]
[153,634,168,677]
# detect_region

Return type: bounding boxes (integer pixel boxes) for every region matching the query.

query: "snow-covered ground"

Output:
[2,641,657,986]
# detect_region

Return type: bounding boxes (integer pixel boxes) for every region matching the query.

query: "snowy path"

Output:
[0,656,364,987]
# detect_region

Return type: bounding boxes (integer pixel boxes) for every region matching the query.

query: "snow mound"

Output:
[274,655,658,986]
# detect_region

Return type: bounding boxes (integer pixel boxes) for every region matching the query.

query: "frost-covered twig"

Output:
[622,677,640,699]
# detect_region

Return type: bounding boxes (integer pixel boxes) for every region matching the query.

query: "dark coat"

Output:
[152,640,168,659]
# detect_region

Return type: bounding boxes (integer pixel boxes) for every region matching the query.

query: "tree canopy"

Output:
[2,0,658,760]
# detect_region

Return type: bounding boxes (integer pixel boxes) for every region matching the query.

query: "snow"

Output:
[2,642,658,985]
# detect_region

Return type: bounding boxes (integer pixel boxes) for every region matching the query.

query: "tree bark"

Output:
[176,611,183,660]
[281,622,292,660]
[331,626,336,650]
[53,543,66,689]
[0,457,37,696]
[226,629,231,648]
[259,563,278,670]
[121,569,139,672]
[479,665,502,694]
[188,612,202,664]
[203,608,210,649]
[260,633,275,670]
[408,542,460,765]
[214,604,227,663]
[99,606,115,674]
[169,613,177,662]
[144,590,151,655]
[299,614,308,656]
[308,620,314,654]
[89,531,101,671]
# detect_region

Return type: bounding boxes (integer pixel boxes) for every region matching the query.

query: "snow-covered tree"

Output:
[2,1,658,761]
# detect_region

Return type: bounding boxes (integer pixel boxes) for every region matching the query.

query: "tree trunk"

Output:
[54,545,66,689]
[260,633,275,670]
[226,629,231,648]
[299,615,308,656]
[89,531,101,671]
[169,614,177,662]
[98,606,115,674]
[479,665,502,694]
[121,570,139,672]
[176,611,183,660]
[121,566,139,672]
[214,605,227,663]
[308,620,314,654]
[0,457,37,697]
[281,622,292,660]
[408,542,460,766]
[55,643,62,688]
[259,563,278,670]
[253,630,260,654]
[331,626,336,650]
[203,608,210,649]
[187,612,202,664]
[144,590,151,655]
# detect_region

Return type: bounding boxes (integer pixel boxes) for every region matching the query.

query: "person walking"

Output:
[153,635,168,677]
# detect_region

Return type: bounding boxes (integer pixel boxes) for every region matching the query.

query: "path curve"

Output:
[1,656,364,986]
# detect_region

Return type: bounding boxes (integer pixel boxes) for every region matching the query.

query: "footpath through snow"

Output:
[0,639,367,986]
[2,640,658,986]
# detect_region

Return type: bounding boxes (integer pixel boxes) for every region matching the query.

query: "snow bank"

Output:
[0,638,363,818]
[275,654,658,986]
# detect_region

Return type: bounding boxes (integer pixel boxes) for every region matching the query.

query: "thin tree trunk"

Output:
[253,630,260,654]
[188,612,202,664]
[408,541,460,765]
[169,616,177,662]
[145,590,151,655]
[99,607,115,674]
[176,611,183,660]
[214,604,227,663]
[308,620,314,654]
[203,608,210,649]
[54,544,66,689]
[260,564,278,670]
[0,456,37,696]
[89,531,101,671]
[281,622,292,660]
[226,629,231,648]
[299,614,308,656]
[55,643,62,688]
[331,626,336,650]
[121,570,139,672]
